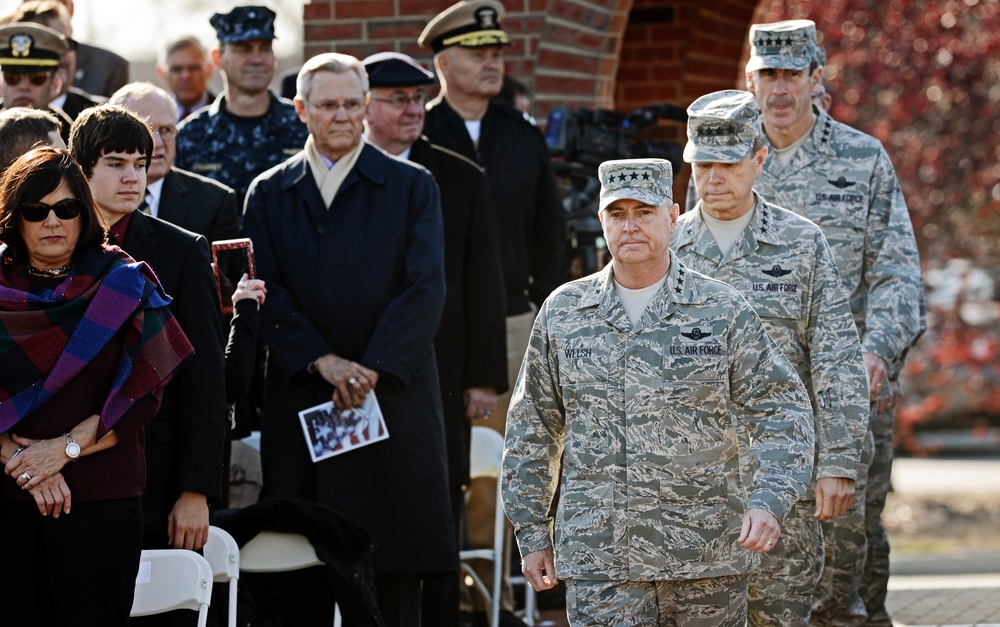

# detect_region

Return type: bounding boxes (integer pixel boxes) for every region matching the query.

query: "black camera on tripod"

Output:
[545,104,688,277]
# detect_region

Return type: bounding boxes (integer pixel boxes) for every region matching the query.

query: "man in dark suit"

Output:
[69,105,227,563]
[0,22,74,142]
[110,82,242,242]
[157,35,216,121]
[244,52,455,627]
[3,0,105,120]
[363,51,508,627]
[419,3,566,624]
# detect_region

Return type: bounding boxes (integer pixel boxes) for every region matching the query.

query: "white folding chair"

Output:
[131,549,213,626]
[460,426,509,627]
[240,531,342,627]
[204,526,241,627]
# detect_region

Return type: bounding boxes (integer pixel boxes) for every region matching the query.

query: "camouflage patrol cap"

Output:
[746,19,817,72]
[598,159,673,212]
[210,6,277,44]
[0,23,67,74]
[684,90,761,164]
[418,0,511,53]
[814,46,827,67]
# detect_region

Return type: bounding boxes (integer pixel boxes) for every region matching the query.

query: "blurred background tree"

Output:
[761,0,1000,453]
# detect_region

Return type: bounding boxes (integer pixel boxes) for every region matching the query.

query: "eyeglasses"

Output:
[20,198,84,222]
[3,72,52,87]
[308,99,364,115]
[371,93,426,110]
[154,125,178,139]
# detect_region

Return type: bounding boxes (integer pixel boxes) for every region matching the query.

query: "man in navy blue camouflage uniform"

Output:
[175,5,307,199]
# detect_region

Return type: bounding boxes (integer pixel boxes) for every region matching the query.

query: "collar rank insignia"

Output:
[680,326,713,341]
[828,176,855,189]
[762,264,792,278]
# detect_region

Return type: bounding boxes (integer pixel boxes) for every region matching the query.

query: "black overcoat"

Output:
[157,167,242,243]
[121,212,228,538]
[422,98,568,314]
[243,143,455,574]
[408,137,508,488]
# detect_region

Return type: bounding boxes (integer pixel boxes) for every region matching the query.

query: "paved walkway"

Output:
[529,457,1000,627]
[885,457,1000,626]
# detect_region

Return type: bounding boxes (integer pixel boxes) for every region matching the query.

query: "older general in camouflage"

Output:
[675,90,870,627]
[503,157,814,626]
[687,20,925,627]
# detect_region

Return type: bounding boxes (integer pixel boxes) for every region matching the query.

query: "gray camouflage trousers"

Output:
[810,418,876,626]
[860,400,896,627]
[565,575,747,627]
[748,499,824,626]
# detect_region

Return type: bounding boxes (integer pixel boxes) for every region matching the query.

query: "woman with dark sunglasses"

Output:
[0,146,194,626]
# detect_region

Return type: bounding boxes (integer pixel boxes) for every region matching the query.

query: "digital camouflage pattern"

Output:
[689,107,925,368]
[673,195,869,626]
[683,90,762,164]
[565,574,748,626]
[746,20,817,72]
[673,195,869,492]
[688,104,925,626]
[859,405,895,626]
[747,500,824,626]
[501,257,814,583]
[812,430,873,627]
[176,93,308,198]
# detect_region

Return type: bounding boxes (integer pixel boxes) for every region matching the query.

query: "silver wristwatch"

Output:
[64,433,81,461]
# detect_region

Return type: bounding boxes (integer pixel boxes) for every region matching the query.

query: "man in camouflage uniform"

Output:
[688,20,925,627]
[673,90,870,626]
[175,5,307,199]
[503,157,815,626]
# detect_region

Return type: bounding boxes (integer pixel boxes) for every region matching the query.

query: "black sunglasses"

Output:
[20,198,85,222]
[3,72,52,87]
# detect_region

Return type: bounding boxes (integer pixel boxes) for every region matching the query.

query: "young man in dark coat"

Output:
[69,105,227,564]
[110,82,242,243]
[243,52,454,627]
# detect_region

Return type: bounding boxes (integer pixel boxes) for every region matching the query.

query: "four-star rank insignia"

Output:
[762,264,792,278]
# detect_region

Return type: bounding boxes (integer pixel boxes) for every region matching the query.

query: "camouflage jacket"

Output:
[686,108,925,375]
[673,195,869,490]
[176,92,308,199]
[501,257,814,582]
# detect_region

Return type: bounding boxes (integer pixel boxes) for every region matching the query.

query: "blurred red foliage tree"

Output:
[761,0,1000,264]
[761,0,1000,451]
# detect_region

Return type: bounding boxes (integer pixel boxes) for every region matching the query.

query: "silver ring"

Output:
[766,540,774,545]
[348,377,358,386]
[20,472,31,481]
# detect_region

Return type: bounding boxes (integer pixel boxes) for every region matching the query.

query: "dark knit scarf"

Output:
[0,244,194,437]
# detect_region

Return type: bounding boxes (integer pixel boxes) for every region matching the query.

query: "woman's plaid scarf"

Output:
[0,245,194,437]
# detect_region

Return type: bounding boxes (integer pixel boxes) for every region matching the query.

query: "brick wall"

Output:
[302,0,771,203]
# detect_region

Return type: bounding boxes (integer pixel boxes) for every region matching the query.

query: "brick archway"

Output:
[303,0,770,201]
[303,0,767,115]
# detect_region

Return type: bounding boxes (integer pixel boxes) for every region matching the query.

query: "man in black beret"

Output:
[364,51,508,627]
